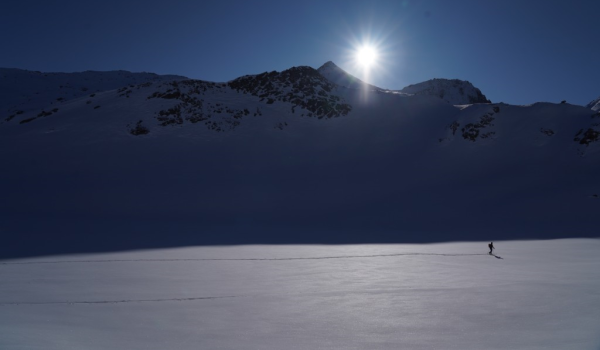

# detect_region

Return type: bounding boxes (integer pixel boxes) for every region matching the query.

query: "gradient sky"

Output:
[1,0,598,106]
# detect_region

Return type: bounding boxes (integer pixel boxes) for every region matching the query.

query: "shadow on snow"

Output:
[0,215,593,260]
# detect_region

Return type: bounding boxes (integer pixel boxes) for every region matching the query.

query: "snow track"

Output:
[0,296,236,306]
[0,253,489,265]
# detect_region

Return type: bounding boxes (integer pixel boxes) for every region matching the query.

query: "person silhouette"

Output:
[488,242,494,254]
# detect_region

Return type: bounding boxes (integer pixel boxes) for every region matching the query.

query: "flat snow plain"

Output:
[1,239,599,349]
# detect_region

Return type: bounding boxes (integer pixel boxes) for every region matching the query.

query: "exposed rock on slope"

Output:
[229,66,351,119]
[3,65,353,133]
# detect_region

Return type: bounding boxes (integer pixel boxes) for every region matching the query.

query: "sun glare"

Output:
[339,26,394,88]
[356,46,378,67]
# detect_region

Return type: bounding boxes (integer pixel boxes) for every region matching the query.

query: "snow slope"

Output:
[1,239,599,349]
[399,78,491,104]
[0,64,599,258]
[587,96,600,111]
[0,68,186,119]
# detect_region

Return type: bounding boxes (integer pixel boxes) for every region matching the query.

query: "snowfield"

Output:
[1,239,599,349]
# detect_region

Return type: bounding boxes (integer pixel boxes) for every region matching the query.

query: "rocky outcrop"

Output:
[228,66,351,119]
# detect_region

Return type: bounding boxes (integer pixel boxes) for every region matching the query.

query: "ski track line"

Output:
[0,296,237,306]
[0,253,489,265]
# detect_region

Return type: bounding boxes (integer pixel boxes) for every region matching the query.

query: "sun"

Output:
[355,45,378,68]
[341,30,391,87]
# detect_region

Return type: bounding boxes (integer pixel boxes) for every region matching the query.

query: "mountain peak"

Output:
[317,61,379,90]
[319,61,338,69]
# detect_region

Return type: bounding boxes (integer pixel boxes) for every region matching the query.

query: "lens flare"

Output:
[334,19,400,93]
[356,46,378,67]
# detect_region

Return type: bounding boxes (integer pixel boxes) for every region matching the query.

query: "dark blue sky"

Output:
[1,0,598,105]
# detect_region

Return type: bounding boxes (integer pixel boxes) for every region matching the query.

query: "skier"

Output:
[488,242,494,254]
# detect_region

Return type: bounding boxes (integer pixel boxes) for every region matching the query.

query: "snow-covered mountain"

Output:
[587,96,600,111]
[399,78,491,105]
[316,62,490,105]
[0,64,598,258]
[0,68,186,120]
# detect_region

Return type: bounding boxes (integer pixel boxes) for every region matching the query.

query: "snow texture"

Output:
[1,240,599,349]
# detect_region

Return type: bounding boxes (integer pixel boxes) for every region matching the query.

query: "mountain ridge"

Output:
[0,67,187,119]
[587,96,600,111]
[399,78,491,105]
